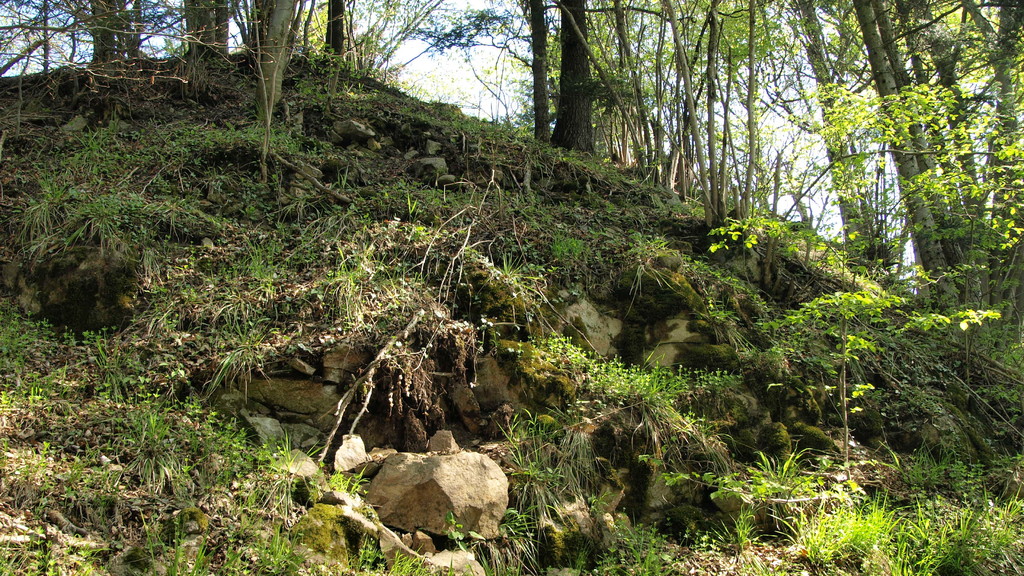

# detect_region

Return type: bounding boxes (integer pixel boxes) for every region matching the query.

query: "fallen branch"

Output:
[319,310,425,463]
[270,151,354,205]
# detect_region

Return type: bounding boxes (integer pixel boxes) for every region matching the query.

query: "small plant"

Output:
[328,470,368,494]
[789,499,896,566]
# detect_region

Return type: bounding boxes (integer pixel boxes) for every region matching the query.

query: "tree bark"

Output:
[528,0,550,143]
[551,0,594,152]
[852,0,956,302]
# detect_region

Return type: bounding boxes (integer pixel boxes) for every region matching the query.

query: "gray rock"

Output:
[427,550,486,576]
[402,530,437,554]
[366,451,508,539]
[323,345,370,384]
[288,357,317,376]
[243,413,286,445]
[427,430,459,453]
[409,157,448,180]
[334,434,369,472]
[437,174,458,186]
[281,449,321,478]
[281,422,321,450]
[425,139,442,155]
[61,115,89,132]
[243,377,343,431]
[332,119,376,143]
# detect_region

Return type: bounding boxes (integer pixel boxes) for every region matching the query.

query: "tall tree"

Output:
[185,0,229,60]
[551,0,594,152]
[528,0,550,143]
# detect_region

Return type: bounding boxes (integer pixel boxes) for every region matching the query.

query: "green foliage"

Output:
[597,521,673,576]
[790,500,896,566]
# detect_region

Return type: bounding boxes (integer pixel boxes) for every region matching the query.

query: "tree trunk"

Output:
[852,0,955,302]
[327,0,348,55]
[551,0,594,152]
[90,0,117,64]
[528,0,550,143]
[256,0,298,120]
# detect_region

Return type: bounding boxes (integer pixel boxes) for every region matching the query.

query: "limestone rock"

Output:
[280,422,321,450]
[409,157,448,180]
[473,357,513,412]
[243,413,286,445]
[61,115,89,132]
[332,119,376,144]
[366,452,508,539]
[426,550,486,576]
[243,377,343,431]
[425,139,442,155]
[451,384,484,434]
[334,434,369,472]
[427,430,459,453]
[560,296,623,357]
[281,449,321,478]
[401,530,437,554]
[323,345,371,384]
[288,357,317,376]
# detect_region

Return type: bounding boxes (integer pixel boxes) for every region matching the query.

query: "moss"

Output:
[676,343,739,372]
[179,506,209,534]
[499,340,577,408]
[727,428,759,461]
[759,422,791,458]
[457,259,532,328]
[118,546,153,574]
[540,523,593,569]
[293,504,364,565]
[687,319,716,339]
[788,422,836,454]
[663,504,715,544]
[849,407,884,447]
[618,267,707,321]
[293,477,324,507]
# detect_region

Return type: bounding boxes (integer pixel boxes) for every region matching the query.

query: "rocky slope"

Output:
[1,58,1022,575]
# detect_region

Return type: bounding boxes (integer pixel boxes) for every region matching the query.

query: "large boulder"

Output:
[366,452,508,539]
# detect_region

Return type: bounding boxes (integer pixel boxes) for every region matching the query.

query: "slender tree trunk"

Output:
[852,0,955,302]
[529,0,550,143]
[327,0,348,54]
[705,0,726,226]
[90,0,117,64]
[742,0,757,219]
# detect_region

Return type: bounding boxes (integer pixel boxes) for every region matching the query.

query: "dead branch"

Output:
[319,310,425,463]
[270,151,354,205]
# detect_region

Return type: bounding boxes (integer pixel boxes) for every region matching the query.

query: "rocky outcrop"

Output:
[366,451,508,539]
[2,247,136,334]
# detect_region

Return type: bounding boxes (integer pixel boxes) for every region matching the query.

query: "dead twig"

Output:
[270,151,354,205]
[319,310,425,463]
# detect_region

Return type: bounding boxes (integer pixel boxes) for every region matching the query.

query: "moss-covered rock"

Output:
[788,422,836,454]
[497,340,577,409]
[457,257,535,333]
[663,504,717,544]
[540,522,593,569]
[293,503,367,565]
[759,421,792,458]
[675,343,740,372]
[4,247,137,334]
[178,506,209,535]
[849,407,884,447]
[615,266,709,365]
